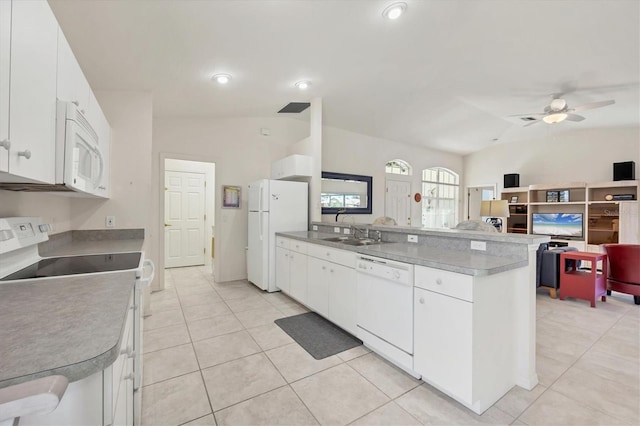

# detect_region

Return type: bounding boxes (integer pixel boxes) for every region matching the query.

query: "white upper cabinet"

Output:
[271,154,313,180]
[56,28,90,113]
[4,0,58,183]
[0,0,10,172]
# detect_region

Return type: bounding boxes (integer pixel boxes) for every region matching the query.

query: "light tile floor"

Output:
[141,266,640,426]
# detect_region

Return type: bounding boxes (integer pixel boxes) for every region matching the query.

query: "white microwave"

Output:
[56,101,105,195]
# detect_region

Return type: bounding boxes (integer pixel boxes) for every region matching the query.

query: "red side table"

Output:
[559,251,608,308]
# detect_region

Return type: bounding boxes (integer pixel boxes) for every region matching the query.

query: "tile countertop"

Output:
[0,271,136,389]
[277,231,529,276]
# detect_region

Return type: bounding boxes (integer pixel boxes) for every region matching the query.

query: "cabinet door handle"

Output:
[436,278,443,285]
[419,297,425,304]
[0,139,10,150]
[18,150,31,159]
[123,373,135,381]
[321,266,326,270]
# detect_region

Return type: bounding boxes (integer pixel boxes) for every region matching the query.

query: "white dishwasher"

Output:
[356,254,415,372]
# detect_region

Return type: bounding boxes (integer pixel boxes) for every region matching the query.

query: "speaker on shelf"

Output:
[613,161,635,181]
[504,173,520,188]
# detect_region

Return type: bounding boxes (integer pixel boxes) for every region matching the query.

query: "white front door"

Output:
[385,179,411,226]
[165,170,206,268]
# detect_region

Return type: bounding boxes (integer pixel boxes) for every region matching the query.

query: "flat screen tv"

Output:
[532,213,583,238]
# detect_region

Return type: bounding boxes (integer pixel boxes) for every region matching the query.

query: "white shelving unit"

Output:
[500,180,639,250]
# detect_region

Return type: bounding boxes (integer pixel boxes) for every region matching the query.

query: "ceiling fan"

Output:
[511,97,615,127]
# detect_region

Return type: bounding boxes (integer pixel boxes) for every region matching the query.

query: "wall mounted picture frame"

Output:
[558,190,570,202]
[546,191,559,202]
[222,185,241,208]
[510,196,518,203]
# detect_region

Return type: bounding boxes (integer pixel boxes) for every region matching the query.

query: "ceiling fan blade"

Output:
[523,119,542,127]
[565,113,586,122]
[508,113,546,117]
[572,100,615,112]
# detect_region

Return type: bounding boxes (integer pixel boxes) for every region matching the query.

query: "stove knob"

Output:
[39,224,52,233]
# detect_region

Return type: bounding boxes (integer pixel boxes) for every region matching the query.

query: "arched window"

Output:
[385,159,411,176]
[422,167,459,228]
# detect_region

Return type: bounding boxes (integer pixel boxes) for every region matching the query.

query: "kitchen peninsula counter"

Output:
[277,230,542,276]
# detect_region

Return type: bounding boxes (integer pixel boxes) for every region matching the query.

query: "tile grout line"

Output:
[513,297,636,425]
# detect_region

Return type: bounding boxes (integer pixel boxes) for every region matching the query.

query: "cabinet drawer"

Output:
[308,244,355,268]
[290,240,307,254]
[414,265,473,302]
[275,236,290,249]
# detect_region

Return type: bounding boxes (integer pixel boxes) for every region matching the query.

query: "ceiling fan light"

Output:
[382,2,407,20]
[543,113,568,124]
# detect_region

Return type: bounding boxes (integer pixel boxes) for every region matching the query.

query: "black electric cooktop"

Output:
[1,253,142,281]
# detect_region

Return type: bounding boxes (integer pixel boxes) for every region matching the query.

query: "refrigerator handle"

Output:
[259,212,263,241]
[259,184,263,213]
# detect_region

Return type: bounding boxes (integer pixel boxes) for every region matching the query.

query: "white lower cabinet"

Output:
[276,238,357,334]
[275,238,308,305]
[413,265,518,415]
[307,256,329,317]
[289,250,308,304]
[414,287,472,403]
[20,291,136,426]
[327,263,357,335]
[275,246,291,294]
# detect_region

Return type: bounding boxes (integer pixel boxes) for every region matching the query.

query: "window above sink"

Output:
[321,172,372,215]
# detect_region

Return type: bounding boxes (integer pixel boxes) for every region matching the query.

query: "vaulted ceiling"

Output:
[49,0,640,155]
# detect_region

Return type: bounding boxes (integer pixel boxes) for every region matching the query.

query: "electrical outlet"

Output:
[334,227,340,233]
[470,240,486,251]
[312,225,318,231]
[343,228,351,234]
[407,234,418,243]
[106,216,115,228]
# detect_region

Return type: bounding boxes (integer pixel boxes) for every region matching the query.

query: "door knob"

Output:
[164,223,172,227]
[0,139,10,150]
[18,150,31,159]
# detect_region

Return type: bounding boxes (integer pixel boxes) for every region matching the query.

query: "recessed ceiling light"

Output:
[295,80,311,90]
[382,2,407,20]
[212,73,232,84]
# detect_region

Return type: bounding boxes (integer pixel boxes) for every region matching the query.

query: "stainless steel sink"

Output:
[322,236,381,246]
[322,236,352,242]
[339,239,380,246]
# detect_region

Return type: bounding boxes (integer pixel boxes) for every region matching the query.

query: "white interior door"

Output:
[385,179,411,226]
[165,170,206,268]
[467,186,495,221]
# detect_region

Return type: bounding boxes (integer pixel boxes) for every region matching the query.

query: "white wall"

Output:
[321,126,464,226]
[463,126,640,191]
[0,191,72,233]
[152,116,309,284]
[164,158,215,267]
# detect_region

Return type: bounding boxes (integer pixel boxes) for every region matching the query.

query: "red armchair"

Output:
[602,244,640,305]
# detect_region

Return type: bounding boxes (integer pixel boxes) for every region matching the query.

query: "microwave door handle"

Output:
[93,145,104,188]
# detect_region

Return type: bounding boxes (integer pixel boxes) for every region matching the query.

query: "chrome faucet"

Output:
[350,225,368,239]
[369,230,382,242]
[335,208,347,222]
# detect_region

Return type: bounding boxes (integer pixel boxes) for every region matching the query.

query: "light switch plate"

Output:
[407,235,418,243]
[470,241,487,251]
[106,216,115,228]
[334,227,340,233]
[343,228,351,234]
[312,225,318,231]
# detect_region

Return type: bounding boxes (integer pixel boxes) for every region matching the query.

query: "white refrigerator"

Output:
[247,179,308,292]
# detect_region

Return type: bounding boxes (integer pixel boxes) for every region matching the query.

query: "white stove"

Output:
[0,217,154,426]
